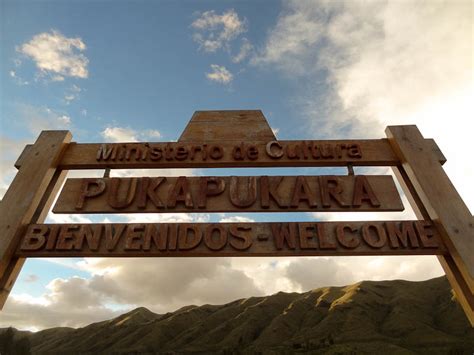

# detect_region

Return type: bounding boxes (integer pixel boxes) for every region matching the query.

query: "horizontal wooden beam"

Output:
[57,139,398,168]
[17,221,446,257]
[52,175,404,214]
[15,139,446,170]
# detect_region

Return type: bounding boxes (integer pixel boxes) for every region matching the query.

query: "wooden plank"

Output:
[0,131,71,308]
[53,175,403,214]
[438,254,474,325]
[0,170,68,306]
[58,139,400,169]
[178,110,276,142]
[426,138,446,165]
[392,165,473,326]
[18,139,445,170]
[386,126,474,280]
[387,125,473,326]
[14,144,32,169]
[17,220,445,257]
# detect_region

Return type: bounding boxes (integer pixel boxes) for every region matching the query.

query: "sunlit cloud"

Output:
[101,127,162,143]
[232,38,253,63]
[206,64,233,84]
[192,9,246,52]
[253,0,473,209]
[17,30,89,80]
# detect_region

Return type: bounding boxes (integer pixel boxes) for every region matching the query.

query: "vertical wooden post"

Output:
[386,125,473,325]
[0,131,71,308]
[393,165,474,325]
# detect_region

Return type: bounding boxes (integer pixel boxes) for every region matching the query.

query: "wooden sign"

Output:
[50,140,400,169]
[17,221,444,257]
[53,175,404,213]
[1,111,472,325]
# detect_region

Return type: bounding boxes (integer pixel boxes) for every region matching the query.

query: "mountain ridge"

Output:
[1,276,473,354]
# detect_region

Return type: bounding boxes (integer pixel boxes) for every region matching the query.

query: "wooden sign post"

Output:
[0,111,472,325]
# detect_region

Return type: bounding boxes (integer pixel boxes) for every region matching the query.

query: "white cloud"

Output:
[14,104,72,137]
[284,255,443,291]
[64,94,76,103]
[63,84,82,104]
[70,84,81,92]
[17,29,89,79]
[3,251,443,330]
[9,70,29,86]
[23,274,39,283]
[0,137,29,199]
[101,126,163,143]
[0,105,75,199]
[1,278,120,330]
[57,115,71,124]
[2,257,262,330]
[206,64,233,84]
[51,75,65,82]
[253,0,473,210]
[232,38,253,63]
[46,213,93,224]
[110,167,196,178]
[192,9,246,52]
[101,127,138,142]
[83,258,261,311]
[142,129,161,139]
[219,216,255,223]
[251,1,324,72]
[121,213,208,223]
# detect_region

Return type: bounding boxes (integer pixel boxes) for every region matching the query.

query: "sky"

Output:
[0,0,472,331]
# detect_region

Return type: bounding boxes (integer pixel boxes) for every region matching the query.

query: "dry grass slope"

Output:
[1,276,473,354]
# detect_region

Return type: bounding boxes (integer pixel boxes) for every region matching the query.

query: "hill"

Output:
[1,276,473,354]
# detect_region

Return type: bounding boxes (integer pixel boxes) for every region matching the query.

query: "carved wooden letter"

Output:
[168,177,194,208]
[290,176,317,208]
[178,225,202,250]
[107,178,138,209]
[136,177,166,209]
[320,176,349,207]
[336,225,360,249]
[352,176,381,207]
[386,222,419,248]
[271,224,296,250]
[21,225,48,251]
[229,176,257,208]
[75,179,106,209]
[229,226,252,250]
[197,177,225,208]
[362,223,387,248]
[260,176,287,208]
[204,225,227,251]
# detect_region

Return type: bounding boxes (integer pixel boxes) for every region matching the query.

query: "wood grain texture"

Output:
[178,110,277,142]
[0,170,68,307]
[58,139,399,169]
[52,175,404,213]
[387,126,474,326]
[392,164,473,326]
[16,138,446,170]
[0,131,71,308]
[386,125,474,280]
[17,220,445,257]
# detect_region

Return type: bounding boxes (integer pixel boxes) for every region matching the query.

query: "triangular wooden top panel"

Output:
[178,110,276,142]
